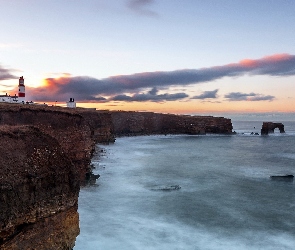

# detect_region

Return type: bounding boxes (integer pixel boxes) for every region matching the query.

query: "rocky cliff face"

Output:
[111,111,233,136]
[0,104,114,249]
[0,104,114,183]
[0,125,79,249]
[0,104,233,249]
[2,206,79,250]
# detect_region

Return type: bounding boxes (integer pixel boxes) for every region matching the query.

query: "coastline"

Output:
[0,103,233,249]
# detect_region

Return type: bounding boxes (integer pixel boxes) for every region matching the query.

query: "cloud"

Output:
[112,94,133,101]
[127,0,158,17]
[224,92,275,101]
[192,89,219,99]
[224,92,256,101]
[148,86,158,95]
[112,92,188,102]
[28,53,295,102]
[111,87,188,102]
[0,64,18,81]
[249,95,275,101]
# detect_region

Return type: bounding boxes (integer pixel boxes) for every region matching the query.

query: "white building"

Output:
[0,94,11,102]
[0,76,26,104]
[66,98,76,108]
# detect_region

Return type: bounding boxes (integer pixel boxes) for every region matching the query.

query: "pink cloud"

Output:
[26,53,295,102]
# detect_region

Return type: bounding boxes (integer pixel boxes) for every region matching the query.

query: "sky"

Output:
[1,0,295,119]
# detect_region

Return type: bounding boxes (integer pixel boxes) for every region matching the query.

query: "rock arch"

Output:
[261,122,285,135]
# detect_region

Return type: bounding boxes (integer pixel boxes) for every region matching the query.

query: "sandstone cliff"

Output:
[111,111,233,136]
[0,125,79,249]
[0,104,114,183]
[0,103,233,249]
[0,104,114,249]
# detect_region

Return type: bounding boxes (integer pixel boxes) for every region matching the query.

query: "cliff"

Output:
[0,104,233,249]
[111,111,233,136]
[0,104,114,249]
[0,104,114,183]
[0,125,79,249]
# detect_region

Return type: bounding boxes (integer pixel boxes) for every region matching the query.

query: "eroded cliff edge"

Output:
[0,104,115,183]
[0,104,233,249]
[111,111,233,136]
[0,104,114,249]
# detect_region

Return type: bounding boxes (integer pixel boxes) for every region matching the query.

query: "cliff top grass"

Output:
[0,102,110,115]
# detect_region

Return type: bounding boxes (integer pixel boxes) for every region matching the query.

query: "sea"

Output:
[74,121,295,250]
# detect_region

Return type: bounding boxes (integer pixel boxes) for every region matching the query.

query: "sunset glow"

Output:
[1,1,295,118]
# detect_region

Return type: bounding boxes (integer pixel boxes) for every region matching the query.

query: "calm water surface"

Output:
[75,121,295,250]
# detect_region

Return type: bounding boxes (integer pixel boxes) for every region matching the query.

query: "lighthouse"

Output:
[18,76,25,103]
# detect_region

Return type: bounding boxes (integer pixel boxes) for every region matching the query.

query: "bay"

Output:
[74,121,295,250]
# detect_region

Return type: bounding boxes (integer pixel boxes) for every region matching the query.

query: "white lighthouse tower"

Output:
[18,76,25,103]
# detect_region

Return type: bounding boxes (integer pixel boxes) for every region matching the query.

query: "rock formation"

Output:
[111,111,233,136]
[270,174,294,182]
[261,122,285,135]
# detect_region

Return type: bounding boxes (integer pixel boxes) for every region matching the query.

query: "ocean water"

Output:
[74,121,295,250]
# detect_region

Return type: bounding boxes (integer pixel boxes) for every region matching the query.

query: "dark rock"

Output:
[261,122,285,135]
[270,175,294,182]
[150,185,181,191]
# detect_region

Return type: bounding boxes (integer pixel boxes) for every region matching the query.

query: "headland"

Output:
[0,103,233,249]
